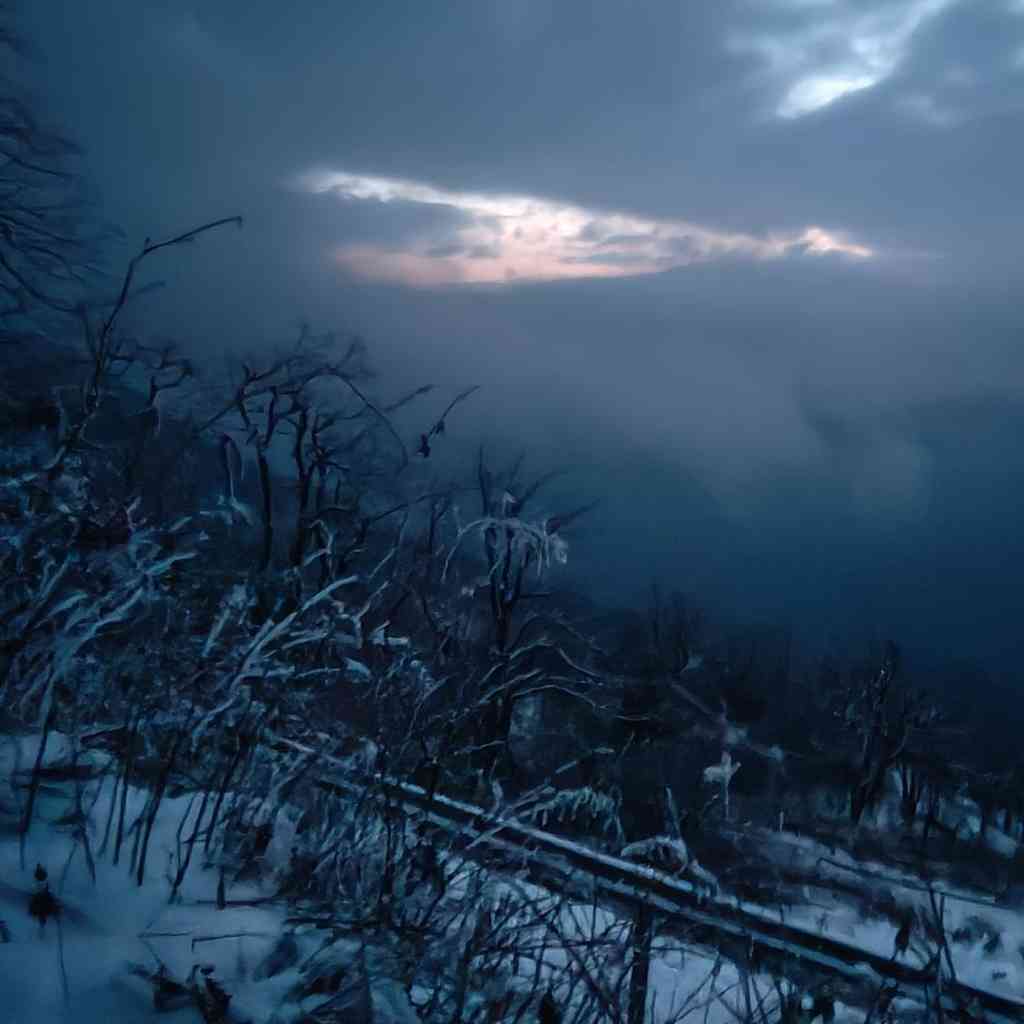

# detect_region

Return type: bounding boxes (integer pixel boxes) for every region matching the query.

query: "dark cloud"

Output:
[20,0,1024,679]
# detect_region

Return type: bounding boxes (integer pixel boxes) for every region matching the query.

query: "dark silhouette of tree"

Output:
[0,4,111,342]
[830,641,941,825]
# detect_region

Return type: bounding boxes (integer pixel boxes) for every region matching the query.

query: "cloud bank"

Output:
[18,0,1024,677]
[299,170,873,286]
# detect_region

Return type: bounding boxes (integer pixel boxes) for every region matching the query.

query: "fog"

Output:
[22,0,1024,680]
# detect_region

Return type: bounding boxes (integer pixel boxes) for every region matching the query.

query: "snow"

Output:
[0,733,296,1023]
[275,732,1024,1015]
[722,820,1024,1004]
[0,729,781,1024]
[6,727,1024,1024]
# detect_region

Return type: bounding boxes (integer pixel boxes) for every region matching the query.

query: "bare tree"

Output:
[38,217,242,487]
[831,641,940,826]
[437,450,601,778]
[195,328,422,581]
[0,4,111,341]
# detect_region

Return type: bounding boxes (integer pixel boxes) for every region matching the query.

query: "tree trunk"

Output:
[19,707,55,868]
[256,450,273,573]
[628,903,654,1024]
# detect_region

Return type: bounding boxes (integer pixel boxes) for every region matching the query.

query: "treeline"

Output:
[2,0,1022,902]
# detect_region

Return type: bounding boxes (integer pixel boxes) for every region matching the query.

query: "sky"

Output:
[20,0,1024,679]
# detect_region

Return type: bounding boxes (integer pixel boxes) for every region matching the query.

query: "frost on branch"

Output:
[620,835,690,870]
[442,513,568,588]
[520,785,624,844]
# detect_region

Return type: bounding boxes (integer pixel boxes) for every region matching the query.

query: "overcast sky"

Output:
[23,0,1024,677]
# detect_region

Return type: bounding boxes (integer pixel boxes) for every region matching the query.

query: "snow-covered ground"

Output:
[3,731,1023,1023]
[0,732,818,1023]
[724,823,1024,1003]
[0,733,298,1022]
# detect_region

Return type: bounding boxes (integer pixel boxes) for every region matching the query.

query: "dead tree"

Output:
[839,642,939,825]
[0,7,112,341]
[197,329,417,582]
[45,217,241,483]
[439,450,599,775]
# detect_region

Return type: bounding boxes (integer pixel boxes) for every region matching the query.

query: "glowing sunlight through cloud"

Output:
[732,0,956,118]
[297,170,874,287]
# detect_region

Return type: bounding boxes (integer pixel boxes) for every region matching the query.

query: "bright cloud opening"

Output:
[296,170,874,287]
[779,74,877,118]
[733,0,956,118]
